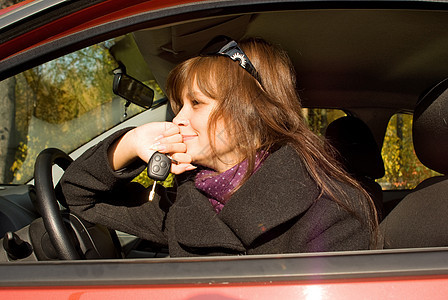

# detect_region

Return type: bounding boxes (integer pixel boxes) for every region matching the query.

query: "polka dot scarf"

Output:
[195,153,267,213]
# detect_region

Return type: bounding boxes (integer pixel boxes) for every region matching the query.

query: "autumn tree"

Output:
[0,0,25,182]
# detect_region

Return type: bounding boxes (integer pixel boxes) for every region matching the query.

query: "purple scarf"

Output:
[195,153,267,213]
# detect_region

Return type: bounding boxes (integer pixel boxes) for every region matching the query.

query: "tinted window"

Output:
[377,113,440,190]
[304,108,346,136]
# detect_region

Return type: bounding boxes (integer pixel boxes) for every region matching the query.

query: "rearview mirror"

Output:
[113,72,154,109]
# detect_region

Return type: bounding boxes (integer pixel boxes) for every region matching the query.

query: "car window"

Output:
[1,38,164,184]
[304,108,347,136]
[377,113,440,190]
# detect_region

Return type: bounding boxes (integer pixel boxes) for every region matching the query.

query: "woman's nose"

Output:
[172,110,190,127]
[174,119,190,126]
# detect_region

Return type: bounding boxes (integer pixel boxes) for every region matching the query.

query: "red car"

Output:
[0,0,447,298]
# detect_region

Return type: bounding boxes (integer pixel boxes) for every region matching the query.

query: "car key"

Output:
[147,152,171,201]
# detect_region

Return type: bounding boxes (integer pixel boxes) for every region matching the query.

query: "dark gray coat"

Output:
[58,129,371,257]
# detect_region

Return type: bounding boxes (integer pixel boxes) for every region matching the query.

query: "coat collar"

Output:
[220,145,319,246]
[171,145,319,251]
[171,181,246,252]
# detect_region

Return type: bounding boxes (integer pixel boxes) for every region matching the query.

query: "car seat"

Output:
[325,116,385,221]
[380,78,448,248]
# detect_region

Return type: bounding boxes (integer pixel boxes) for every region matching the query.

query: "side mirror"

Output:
[113,71,154,109]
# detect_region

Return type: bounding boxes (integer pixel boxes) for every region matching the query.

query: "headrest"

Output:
[325,116,385,179]
[413,78,448,174]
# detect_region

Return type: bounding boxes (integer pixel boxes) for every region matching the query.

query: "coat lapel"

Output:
[170,181,246,252]
[170,145,318,252]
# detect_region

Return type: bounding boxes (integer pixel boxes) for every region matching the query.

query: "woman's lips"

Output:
[182,135,197,142]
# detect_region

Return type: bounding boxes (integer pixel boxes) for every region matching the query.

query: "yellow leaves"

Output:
[132,170,175,189]
[10,161,20,173]
[377,113,440,190]
[304,109,346,136]
[9,141,28,182]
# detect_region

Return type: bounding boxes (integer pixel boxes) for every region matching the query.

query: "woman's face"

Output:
[172,82,240,172]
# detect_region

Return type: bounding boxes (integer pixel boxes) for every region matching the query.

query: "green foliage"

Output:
[23,44,118,124]
[132,171,175,188]
[377,113,440,190]
[8,37,167,184]
[304,108,346,136]
[9,41,121,183]
[10,141,27,182]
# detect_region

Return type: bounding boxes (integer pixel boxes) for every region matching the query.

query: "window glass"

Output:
[377,113,440,190]
[303,108,347,136]
[1,38,164,184]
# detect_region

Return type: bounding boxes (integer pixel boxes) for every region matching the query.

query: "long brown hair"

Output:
[167,37,379,248]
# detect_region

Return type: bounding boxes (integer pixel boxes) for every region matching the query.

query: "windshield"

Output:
[0,36,164,184]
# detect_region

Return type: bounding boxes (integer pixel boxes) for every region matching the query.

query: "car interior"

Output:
[380,78,448,249]
[1,6,448,262]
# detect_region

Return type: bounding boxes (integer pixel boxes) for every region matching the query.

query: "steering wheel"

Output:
[34,148,81,260]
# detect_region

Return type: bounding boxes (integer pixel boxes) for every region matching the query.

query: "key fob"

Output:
[147,152,171,181]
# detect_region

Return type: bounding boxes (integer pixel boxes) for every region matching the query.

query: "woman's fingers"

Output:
[154,133,183,146]
[150,139,186,154]
[129,122,178,162]
[169,153,191,164]
[168,153,196,175]
[162,123,181,137]
[109,122,176,170]
[133,122,196,175]
[170,163,197,175]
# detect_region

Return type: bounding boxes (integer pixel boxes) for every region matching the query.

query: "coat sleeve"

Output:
[56,128,171,245]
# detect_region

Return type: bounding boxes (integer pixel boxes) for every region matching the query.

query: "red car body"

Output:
[1,250,448,299]
[2,276,448,299]
[1,0,448,299]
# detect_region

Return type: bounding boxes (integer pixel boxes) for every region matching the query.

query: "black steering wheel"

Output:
[34,148,81,260]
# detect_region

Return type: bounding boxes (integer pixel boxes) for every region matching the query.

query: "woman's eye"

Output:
[192,100,200,106]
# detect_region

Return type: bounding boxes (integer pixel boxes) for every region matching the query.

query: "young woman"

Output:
[58,37,378,257]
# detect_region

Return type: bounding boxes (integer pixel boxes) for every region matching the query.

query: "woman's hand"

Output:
[148,123,196,174]
[108,122,195,174]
